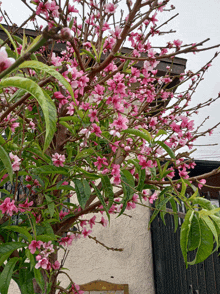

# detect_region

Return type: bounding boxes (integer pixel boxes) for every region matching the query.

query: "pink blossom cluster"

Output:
[9,152,21,172]
[52,153,65,167]
[0,197,18,216]
[29,240,60,270]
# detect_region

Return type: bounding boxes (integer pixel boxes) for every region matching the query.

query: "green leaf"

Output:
[149,193,173,227]
[0,250,14,268]
[91,183,110,222]
[75,148,95,161]
[188,218,213,265]
[3,226,32,242]
[117,170,135,217]
[169,198,179,232]
[45,195,55,218]
[187,212,201,251]
[155,141,175,159]
[192,197,214,210]
[19,60,75,102]
[90,43,99,61]
[24,35,42,53]
[36,234,57,242]
[0,77,57,151]
[180,210,194,267]
[0,242,27,255]
[0,257,19,294]
[128,159,146,192]
[155,129,167,138]
[73,179,91,209]
[0,145,13,182]
[33,165,68,175]
[201,215,218,249]
[19,269,34,294]
[81,49,96,60]
[34,268,45,292]
[122,128,151,142]
[42,90,57,151]
[102,175,114,209]
[0,24,18,58]
[25,249,35,271]
[76,167,101,180]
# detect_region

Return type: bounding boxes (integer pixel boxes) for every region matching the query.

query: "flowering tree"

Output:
[0,0,220,293]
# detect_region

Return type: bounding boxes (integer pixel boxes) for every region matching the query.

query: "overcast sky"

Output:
[1,0,220,160]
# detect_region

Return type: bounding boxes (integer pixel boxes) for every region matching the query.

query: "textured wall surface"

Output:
[8,203,155,294]
[58,203,155,294]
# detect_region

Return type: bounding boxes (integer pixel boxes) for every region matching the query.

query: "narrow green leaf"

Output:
[149,193,173,227]
[0,257,19,294]
[188,212,201,251]
[0,242,27,255]
[45,195,55,218]
[25,249,35,271]
[91,183,110,222]
[102,175,114,209]
[202,215,218,248]
[3,226,32,242]
[36,234,57,242]
[128,158,145,192]
[155,141,175,159]
[0,250,13,267]
[81,49,96,60]
[33,165,68,175]
[75,148,95,161]
[169,198,179,233]
[90,43,99,61]
[73,179,91,209]
[155,129,167,138]
[122,128,151,142]
[42,90,57,151]
[0,24,18,58]
[188,218,213,265]
[34,268,45,292]
[0,77,57,151]
[192,197,214,210]
[0,145,13,182]
[19,269,34,294]
[76,167,101,180]
[19,60,75,102]
[180,210,194,267]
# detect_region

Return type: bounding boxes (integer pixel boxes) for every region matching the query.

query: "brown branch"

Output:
[88,235,124,251]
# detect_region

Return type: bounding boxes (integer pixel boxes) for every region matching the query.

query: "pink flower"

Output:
[198,179,206,189]
[94,156,108,170]
[52,153,65,167]
[100,216,108,227]
[88,109,98,122]
[110,114,128,131]
[71,283,84,294]
[28,240,43,254]
[0,197,18,216]
[52,260,60,270]
[0,47,15,73]
[9,152,21,172]
[91,123,102,137]
[104,3,118,14]
[82,227,92,238]
[149,191,159,204]
[19,198,33,212]
[35,257,49,270]
[89,216,96,228]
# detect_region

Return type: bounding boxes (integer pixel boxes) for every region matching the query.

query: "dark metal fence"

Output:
[151,193,220,294]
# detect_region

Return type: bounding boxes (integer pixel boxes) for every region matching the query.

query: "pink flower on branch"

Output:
[52,153,65,167]
[9,152,21,172]
[0,197,18,216]
[0,47,15,73]
[198,179,206,189]
[104,3,118,14]
[28,240,43,254]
